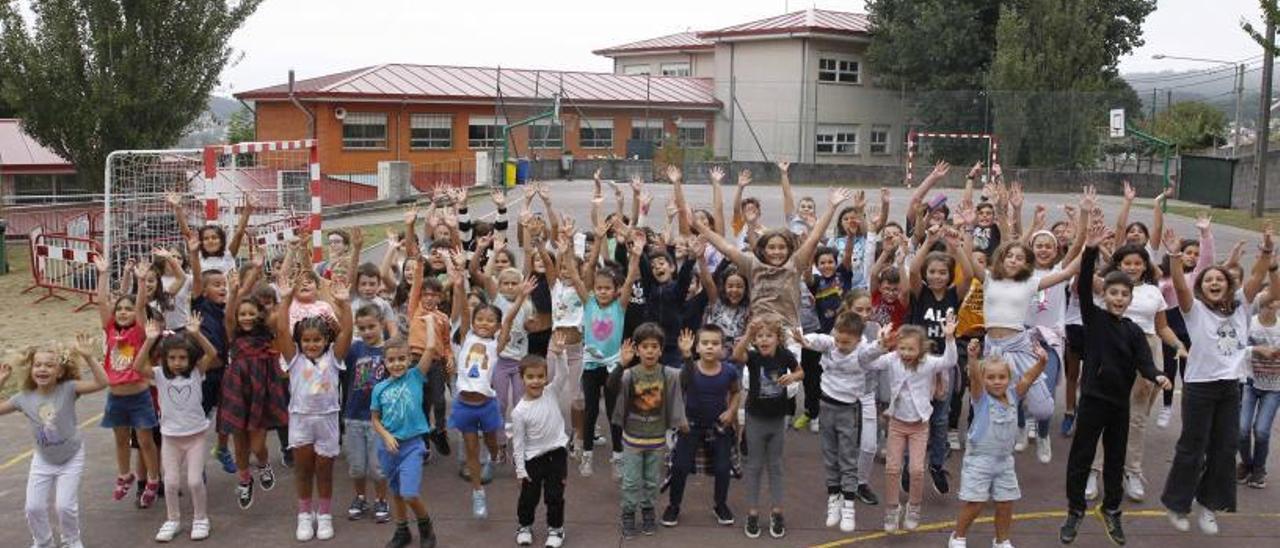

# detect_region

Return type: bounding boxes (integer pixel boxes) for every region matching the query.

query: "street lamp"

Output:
[1150,54,1246,159]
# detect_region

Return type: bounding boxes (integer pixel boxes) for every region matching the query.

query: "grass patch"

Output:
[1132,201,1280,232]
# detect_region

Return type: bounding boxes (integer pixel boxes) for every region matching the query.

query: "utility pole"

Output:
[1233,64,1245,158]
[1256,19,1276,218]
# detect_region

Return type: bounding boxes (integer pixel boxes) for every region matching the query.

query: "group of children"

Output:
[2,160,1278,548]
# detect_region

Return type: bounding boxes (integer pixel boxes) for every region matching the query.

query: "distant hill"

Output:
[1121,67,1278,126]
[178,95,243,147]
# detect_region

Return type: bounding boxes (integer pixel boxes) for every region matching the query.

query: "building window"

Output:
[676,120,707,147]
[342,112,388,149]
[870,125,891,155]
[623,65,650,75]
[579,119,614,149]
[529,120,563,149]
[468,115,507,149]
[410,114,452,149]
[630,118,664,146]
[660,62,691,77]
[816,125,859,155]
[818,57,860,84]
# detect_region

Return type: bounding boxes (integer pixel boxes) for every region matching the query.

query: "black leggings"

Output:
[1163,309,1191,407]
[581,367,622,453]
[801,348,823,420]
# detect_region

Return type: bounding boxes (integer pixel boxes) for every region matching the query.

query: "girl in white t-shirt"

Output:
[135,315,221,542]
[1160,227,1277,534]
[1242,292,1280,488]
[1021,227,1084,463]
[168,191,252,274]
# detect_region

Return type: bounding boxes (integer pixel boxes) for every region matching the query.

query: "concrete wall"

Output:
[1231,151,1280,211]
[613,52,715,78]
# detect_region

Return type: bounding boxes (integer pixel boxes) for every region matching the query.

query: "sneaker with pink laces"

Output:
[138,481,160,508]
[113,473,136,501]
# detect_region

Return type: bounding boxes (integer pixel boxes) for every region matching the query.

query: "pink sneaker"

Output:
[139,481,160,508]
[113,473,136,501]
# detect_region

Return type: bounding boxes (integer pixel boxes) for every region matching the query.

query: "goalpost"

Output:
[905,131,1000,184]
[103,139,321,283]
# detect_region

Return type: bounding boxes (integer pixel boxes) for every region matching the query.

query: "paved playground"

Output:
[1,181,1277,547]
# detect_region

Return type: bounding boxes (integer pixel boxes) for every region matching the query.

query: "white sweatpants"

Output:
[25,446,85,548]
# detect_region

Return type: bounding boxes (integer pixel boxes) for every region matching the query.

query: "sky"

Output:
[217,0,1267,95]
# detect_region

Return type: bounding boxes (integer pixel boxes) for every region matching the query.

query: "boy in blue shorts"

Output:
[372,336,438,548]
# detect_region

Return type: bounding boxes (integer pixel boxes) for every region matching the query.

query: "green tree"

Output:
[0,0,263,190]
[226,106,256,144]
[1153,101,1227,151]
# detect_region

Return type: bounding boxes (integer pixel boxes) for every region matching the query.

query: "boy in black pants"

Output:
[1060,236,1171,545]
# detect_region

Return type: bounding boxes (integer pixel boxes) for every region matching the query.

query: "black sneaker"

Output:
[386,523,412,548]
[620,511,638,539]
[855,483,880,506]
[769,512,786,538]
[348,495,369,520]
[744,514,761,538]
[714,504,735,525]
[640,507,657,535]
[258,464,276,491]
[661,505,680,527]
[1247,471,1268,489]
[236,480,254,510]
[282,448,295,469]
[1059,510,1083,544]
[1100,508,1126,546]
[416,517,437,548]
[374,499,392,523]
[430,431,451,457]
[929,466,951,495]
[1237,462,1250,484]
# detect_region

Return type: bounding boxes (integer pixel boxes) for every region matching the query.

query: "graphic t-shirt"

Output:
[343,341,387,421]
[584,296,624,370]
[104,323,146,386]
[454,332,498,398]
[371,368,430,440]
[1249,317,1280,391]
[8,382,82,464]
[1184,290,1251,383]
[623,365,667,447]
[745,348,798,418]
[551,280,584,331]
[153,367,209,436]
[283,350,344,414]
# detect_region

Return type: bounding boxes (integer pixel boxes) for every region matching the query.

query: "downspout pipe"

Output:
[288,69,317,138]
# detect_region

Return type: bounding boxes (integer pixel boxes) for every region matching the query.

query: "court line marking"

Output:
[810,509,1280,547]
[0,413,102,471]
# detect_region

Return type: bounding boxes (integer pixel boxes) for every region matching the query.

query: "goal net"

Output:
[103,140,320,284]
[905,131,999,184]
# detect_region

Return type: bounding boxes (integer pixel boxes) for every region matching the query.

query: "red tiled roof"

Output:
[236,64,718,109]
[0,119,75,173]
[698,8,870,40]
[593,31,713,56]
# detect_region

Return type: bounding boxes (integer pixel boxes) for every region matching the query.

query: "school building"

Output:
[235,8,909,183]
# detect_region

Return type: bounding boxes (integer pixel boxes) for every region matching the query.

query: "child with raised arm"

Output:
[948,340,1047,548]
[1059,223,1172,545]
[341,304,392,523]
[372,336,439,548]
[276,275,354,541]
[135,315,223,542]
[511,332,573,547]
[0,334,108,548]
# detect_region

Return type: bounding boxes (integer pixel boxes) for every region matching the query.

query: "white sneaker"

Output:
[515,525,533,546]
[810,418,821,433]
[580,451,594,477]
[1085,471,1099,501]
[1036,435,1052,464]
[903,504,921,531]
[190,518,210,541]
[992,539,1015,548]
[545,527,565,548]
[948,533,968,548]
[155,521,181,542]
[315,513,334,540]
[825,494,841,528]
[1157,405,1173,429]
[1198,506,1219,535]
[948,429,961,451]
[839,500,856,533]
[611,452,623,481]
[1167,510,1190,532]
[1014,425,1029,452]
[884,505,901,533]
[296,512,315,542]
[1124,471,1145,502]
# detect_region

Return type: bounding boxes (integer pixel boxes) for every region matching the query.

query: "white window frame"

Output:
[409,114,452,150]
[675,119,707,147]
[468,115,507,149]
[579,118,614,149]
[818,56,861,85]
[630,118,664,145]
[660,62,691,77]
[622,64,650,76]
[342,112,388,149]
[869,125,891,155]
[529,119,563,149]
[816,124,859,155]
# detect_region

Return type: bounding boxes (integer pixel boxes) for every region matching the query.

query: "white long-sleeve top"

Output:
[864,339,958,422]
[803,334,882,404]
[510,349,570,479]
